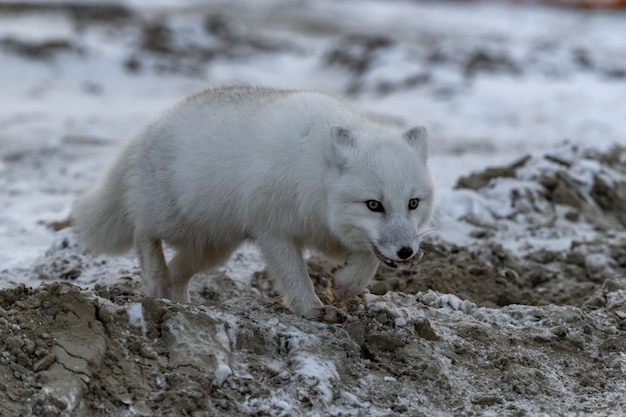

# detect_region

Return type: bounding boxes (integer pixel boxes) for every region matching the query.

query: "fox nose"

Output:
[397,247,414,260]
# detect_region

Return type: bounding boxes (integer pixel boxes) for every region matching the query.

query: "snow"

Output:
[293,353,339,405]
[126,303,147,336]
[214,363,232,387]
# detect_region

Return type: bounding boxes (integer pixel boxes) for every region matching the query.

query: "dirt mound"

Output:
[456,143,626,229]
[365,234,626,309]
[2,280,625,417]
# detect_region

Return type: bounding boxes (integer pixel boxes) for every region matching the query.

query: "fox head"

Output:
[325,124,434,270]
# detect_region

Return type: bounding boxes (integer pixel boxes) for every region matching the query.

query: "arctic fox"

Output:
[72,86,434,322]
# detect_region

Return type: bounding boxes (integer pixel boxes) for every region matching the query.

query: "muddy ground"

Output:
[1,259,625,416]
[2,144,625,417]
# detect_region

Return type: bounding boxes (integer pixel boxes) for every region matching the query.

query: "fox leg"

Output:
[257,238,346,323]
[331,251,379,302]
[135,237,171,299]
[167,244,237,303]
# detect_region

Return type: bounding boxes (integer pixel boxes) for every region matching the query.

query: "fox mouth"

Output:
[371,245,423,270]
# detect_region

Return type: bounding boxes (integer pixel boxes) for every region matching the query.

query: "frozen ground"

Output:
[0,1,625,416]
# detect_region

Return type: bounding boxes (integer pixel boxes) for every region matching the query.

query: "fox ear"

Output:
[404,126,428,163]
[328,126,356,170]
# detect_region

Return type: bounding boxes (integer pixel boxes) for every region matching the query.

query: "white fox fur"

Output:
[72,86,434,322]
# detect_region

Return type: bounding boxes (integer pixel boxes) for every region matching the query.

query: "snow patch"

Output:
[126,303,147,336]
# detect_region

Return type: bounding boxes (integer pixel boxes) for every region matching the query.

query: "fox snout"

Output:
[367,216,426,269]
[396,246,414,260]
[377,220,421,258]
[370,238,422,270]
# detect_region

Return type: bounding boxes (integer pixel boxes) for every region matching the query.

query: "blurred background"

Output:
[0,0,625,267]
[2,4,625,415]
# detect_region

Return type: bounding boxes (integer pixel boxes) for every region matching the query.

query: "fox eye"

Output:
[366,200,384,213]
[408,198,420,210]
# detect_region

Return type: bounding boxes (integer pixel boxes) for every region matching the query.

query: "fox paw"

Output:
[328,283,364,303]
[307,305,348,324]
